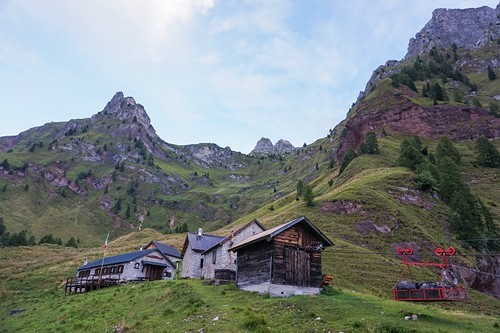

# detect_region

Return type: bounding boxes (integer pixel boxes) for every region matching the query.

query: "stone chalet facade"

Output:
[76,248,176,282]
[143,240,182,268]
[202,220,265,279]
[180,232,225,278]
[180,220,266,279]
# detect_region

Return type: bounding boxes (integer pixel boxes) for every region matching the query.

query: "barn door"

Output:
[145,265,163,281]
[285,247,310,286]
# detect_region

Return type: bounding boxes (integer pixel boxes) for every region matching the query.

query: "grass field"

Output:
[1,236,499,333]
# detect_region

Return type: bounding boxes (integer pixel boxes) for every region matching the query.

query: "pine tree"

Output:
[436,136,461,164]
[296,180,304,198]
[339,149,357,174]
[487,65,496,80]
[65,237,78,248]
[303,184,315,207]
[360,131,379,154]
[398,139,424,170]
[474,136,500,167]
[436,156,466,202]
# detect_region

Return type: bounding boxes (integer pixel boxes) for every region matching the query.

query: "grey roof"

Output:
[229,216,334,252]
[77,249,174,270]
[145,240,181,258]
[185,232,225,254]
[141,260,170,268]
[201,219,266,254]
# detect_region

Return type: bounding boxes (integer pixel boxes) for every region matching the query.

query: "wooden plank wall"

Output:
[237,241,273,286]
[272,225,323,287]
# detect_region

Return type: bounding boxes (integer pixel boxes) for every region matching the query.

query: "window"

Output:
[117,265,124,273]
[200,258,204,268]
[110,266,116,274]
[78,270,90,278]
[94,268,100,276]
[134,262,140,269]
[164,271,171,277]
[212,251,217,265]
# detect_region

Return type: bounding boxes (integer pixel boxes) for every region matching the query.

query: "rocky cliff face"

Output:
[405,4,500,59]
[337,86,500,160]
[249,137,296,156]
[357,4,499,103]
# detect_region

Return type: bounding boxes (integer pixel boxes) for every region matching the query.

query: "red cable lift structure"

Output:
[393,246,467,302]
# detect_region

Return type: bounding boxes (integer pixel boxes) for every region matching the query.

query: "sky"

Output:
[1,1,498,154]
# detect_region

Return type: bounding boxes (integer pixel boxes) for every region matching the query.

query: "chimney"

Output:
[198,228,203,236]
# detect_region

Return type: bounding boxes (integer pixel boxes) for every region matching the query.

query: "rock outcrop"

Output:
[337,87,500,161]
[405,4,500,59]
[249,137,296,156]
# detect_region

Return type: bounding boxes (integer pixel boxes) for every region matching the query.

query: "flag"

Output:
[103,232,109,250]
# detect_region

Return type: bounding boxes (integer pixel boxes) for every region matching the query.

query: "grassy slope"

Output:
[1,134,498,332]
[1,242,499,333]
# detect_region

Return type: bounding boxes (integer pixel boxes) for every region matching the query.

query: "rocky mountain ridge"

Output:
[0,3,498,300]
[357,3,500,103]
[406,4,500,59]
[249,137,296,156]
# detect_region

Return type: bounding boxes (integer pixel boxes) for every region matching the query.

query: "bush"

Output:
[320,285,337,296]
[376,322,416,333]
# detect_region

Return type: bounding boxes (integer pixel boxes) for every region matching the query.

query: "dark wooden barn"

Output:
[229,216,333,296]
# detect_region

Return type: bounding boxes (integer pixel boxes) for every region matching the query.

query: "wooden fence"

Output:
[64,276,121,295]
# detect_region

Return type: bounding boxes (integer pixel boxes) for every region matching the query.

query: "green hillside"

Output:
[1,7,499,332]
[0,231,499,333]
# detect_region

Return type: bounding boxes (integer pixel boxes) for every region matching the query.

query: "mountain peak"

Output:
[95,92,151,131]
[249,137,296,156]
[405,5,499,59]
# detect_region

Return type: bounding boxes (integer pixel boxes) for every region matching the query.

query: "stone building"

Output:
[201,219,265,280]
[180,230,225,278]
[76,248,176,282]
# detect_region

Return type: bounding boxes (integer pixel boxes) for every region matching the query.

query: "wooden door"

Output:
[145,265,163,281]
[285,247,310,286]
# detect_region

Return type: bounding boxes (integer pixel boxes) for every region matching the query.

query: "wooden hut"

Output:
[229,216,333,296]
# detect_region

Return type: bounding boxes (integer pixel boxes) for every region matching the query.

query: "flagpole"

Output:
[98,232,109,288]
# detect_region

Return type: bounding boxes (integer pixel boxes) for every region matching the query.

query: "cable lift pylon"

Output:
[393,246,467,302]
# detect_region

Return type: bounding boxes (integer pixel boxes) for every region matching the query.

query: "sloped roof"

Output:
[181,233,225,257]
[229,216,333,252]
[144,240,181,258]
[77,249,174,270]
[202,219,266,254]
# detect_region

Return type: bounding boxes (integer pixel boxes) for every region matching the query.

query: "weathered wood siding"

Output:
[236,241,273,286]
[271,225,323,287]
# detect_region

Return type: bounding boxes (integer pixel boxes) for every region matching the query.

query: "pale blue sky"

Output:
[1,1,497,153]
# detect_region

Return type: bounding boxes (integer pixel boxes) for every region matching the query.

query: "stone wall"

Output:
[202,221,265,279]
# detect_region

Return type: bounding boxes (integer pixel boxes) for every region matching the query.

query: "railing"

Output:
[393,286,467,302]
[65,275,121,295]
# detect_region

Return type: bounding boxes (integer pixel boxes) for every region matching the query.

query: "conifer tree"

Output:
[303,184,315,207]
[436,136,460,164]
[474,136,500,167]
[360,131,379,154]
[339,149,357,174]
[487,65,496,80]
[398,139,423,170]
